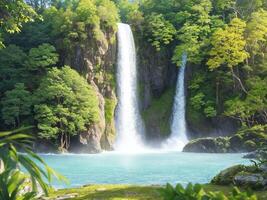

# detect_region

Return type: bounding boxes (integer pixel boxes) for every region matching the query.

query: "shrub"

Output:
[161,183,257,200]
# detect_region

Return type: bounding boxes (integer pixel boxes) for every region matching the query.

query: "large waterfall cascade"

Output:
[163,53,188,151]
[114,23,145,152]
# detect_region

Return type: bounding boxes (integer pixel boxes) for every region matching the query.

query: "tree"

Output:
[236,0,264,19]
[212,0,235,19]
[0,0,38,47]
[207,18,249,93]
[25,0,53,10]
[145,14,176,51]
[0,45,27,93]
[97,0,119,30]
[34,66,99,150]
[246,9,267,64]
[26,43,58,71]
[172,0,212,65]
[1,83,32,128]
[225,76,267,127]
[116,0,144,27]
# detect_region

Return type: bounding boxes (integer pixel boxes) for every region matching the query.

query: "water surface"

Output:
[41,152,249,188]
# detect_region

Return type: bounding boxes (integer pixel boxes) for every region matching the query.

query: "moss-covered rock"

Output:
[142,88,175,140]
[211,165,247,185]
[184,128,267,153]
[183,137,229,153]
[211,164,267,189]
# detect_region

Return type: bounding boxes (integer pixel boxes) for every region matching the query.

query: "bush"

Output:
[244,140,257,152]
[161,183,257,200]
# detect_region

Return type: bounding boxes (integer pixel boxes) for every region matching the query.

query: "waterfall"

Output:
[114,23,144,152]
[163,53,188,151]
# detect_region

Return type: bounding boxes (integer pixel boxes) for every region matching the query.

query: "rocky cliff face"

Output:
[66,30,117,153]
[136,40,177,143]
[136,38,238,143]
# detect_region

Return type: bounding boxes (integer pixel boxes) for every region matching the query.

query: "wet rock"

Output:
[243,151,258,159]
[137,41,177,140]
[183,137,229,153]
[211,165,246,185]
[234,173,267,189]
[259,164,267,172]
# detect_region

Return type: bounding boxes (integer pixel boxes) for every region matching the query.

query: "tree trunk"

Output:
[231,67,248,94]
[0,159,4,174]
[216,80,219,107]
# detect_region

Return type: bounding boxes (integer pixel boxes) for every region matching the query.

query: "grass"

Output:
[45,184,267,200]
[46,185,162,200]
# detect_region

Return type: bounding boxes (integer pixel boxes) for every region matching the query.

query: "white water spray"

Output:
[163,53,188,151]
[115,23,144,152]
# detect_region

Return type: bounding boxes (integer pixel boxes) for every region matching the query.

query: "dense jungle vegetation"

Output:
[0,0,267,150]
[131,0,267,140]
[1,0,267,200]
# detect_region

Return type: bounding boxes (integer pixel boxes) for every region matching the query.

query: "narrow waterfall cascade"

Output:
[114,23,145,152]
[163,53,188,151]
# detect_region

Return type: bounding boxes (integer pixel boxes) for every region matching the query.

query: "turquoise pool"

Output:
[41,152,249,188]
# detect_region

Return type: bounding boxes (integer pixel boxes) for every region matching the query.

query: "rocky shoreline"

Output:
[183,130,267,153]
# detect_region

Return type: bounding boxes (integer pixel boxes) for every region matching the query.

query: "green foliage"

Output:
[116,0,143,26]
[76,0,99,26]
[145,14,176,51]
[224,77,267,127]
[0,127,66,199]
[42,0,119,52]
[246,9,267,62]
[143,88,174,137]
[34,66,99,150]
[188,72,217,118]
[173,0,213,64]
[97,0,119,31]
[26,43,58,70]
[0,45,27,92]
[105,98,116,124]
[244,140,257,151]
[0,0,38,47]
[138,0,267,132]
[161,183,257,200]
[1,83,32,128]
[207,18,249,70]
[0,43,58,94]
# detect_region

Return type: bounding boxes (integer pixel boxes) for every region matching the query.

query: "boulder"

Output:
[243,151,258,159]
[183,130,267,153]
[211,165,246,185]
[234,173,267,189]
[211,163,267,189]
[183,137,229,153]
